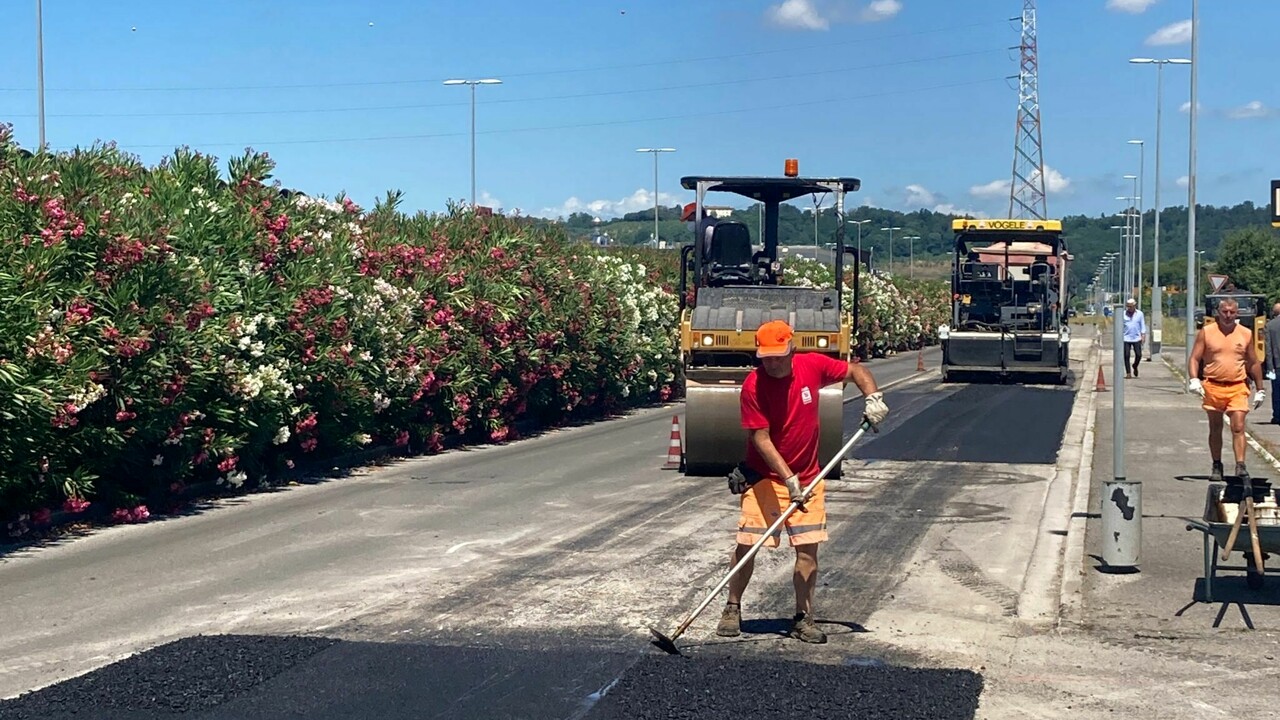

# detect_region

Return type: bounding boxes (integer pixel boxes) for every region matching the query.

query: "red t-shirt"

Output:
[740,353,849,485]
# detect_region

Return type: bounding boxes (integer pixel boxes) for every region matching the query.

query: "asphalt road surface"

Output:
[0,346,1078,719]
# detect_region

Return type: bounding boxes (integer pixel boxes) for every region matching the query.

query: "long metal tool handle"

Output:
[667,421,872,642]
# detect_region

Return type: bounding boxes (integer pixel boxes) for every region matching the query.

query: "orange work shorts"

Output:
[1202,379,1250,414]
[736,478,828,548]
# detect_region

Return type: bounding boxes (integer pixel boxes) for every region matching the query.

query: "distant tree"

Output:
[565,212,597,229]
[1215,227,1280,303]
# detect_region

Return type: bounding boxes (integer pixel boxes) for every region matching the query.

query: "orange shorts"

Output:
[736,478,828,548]
[1202,379,1250,414]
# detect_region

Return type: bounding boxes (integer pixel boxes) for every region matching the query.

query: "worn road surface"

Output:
[1,346,1093,718]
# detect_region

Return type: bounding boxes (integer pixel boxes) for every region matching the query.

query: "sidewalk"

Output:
[1070,337,1280,636]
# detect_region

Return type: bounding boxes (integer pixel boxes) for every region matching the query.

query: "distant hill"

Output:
[539,200,1278,294]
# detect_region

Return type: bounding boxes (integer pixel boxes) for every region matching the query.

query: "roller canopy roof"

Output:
[680,176,861,203]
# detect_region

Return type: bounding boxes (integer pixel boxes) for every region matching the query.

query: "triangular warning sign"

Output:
[1208,274,1229,292]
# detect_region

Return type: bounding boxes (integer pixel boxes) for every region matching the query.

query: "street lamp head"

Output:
[477,79,502,84]
[1123,175,1138,180]
[1167,58,1192,64]
[1129,58,1156,64]
[442,79,467,85]
[1127,140,1144,145]
[444,78,503,86]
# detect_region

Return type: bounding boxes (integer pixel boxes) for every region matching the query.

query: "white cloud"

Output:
[904,184,936,207]
[476,191,502,210]
[766,0,829,30]
[931,203,986,218]
[766,0,901,30]
[968,166,1070,199]
[1176,175,1189,188]
[969,179,1011,199]
[1038,166,1072,194]
[535,188,680,220]
[1227,100,1272,119]
[861,0,902,22]
[1106,0,1157,14]
[1145,19,1191,46]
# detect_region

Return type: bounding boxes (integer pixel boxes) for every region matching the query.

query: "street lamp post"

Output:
[1129,58,1191,359]
[850,219,872,266]
[35,0,46,150]
[636,148,675,247]
[443,78,503,209]
[1127,141,1145,318]
[1185,0,1200,375]
[880,226,901,276]
[1195,250,1206,306]
[903,236,921,279]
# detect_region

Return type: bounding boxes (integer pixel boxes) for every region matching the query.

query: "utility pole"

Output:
[443,78,503,208]
[636,148,675,247]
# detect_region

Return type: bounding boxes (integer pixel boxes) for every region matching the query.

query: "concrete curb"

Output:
[1057,342,1102,629]
[1016,337,1100,628]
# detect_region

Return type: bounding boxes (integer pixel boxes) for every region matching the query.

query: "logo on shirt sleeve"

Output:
[801,386,813,405]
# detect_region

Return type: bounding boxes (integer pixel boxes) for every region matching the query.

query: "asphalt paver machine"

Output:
[938,218,1072,385]
[676,163,862,477]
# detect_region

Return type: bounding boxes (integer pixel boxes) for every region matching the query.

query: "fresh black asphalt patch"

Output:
[587,655,983,720]
[852,383,1076,464]
[0,634,983,719]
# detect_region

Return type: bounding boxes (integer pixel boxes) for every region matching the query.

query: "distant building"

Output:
[704,205,735,219]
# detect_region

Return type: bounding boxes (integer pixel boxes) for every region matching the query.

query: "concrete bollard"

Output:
[1102,480,1142,569]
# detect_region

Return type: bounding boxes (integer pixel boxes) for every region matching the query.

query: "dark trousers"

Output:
[1124,341,1142,375]
[1271,377,1280,423]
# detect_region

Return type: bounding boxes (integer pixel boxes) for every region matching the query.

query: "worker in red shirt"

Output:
[715,319,888,644]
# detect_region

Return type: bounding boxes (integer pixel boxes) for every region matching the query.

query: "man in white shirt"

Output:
[1122,298,1147,378]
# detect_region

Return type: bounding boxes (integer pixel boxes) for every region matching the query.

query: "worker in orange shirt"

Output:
[1188,297,1266,481]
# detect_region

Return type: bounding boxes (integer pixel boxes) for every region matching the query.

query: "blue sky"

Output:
[1,1,1276,221]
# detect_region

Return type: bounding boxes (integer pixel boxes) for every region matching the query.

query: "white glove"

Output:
[1255,390,1267,410]
[1189,378,1204,398]
[783,474,807,510]
[1267,370,1276,381]
[864,391,889,427]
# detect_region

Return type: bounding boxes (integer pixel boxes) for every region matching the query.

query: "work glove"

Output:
[783,474,808,512]
[1254,390,1267,410]
[863,391,889,428]
[1189,378,1204,399]
[726,462,762,495]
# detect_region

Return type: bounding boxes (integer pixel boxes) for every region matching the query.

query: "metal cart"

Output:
[1185,482,1279,602]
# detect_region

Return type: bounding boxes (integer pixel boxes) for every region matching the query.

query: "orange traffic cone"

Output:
[916,348,926,372]
[1094,366,1108,392]
[663,415,683,469]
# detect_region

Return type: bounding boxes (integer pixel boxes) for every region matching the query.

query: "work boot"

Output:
[789,612,827,644]
[715,603,741,637]
[1237,463,1250,483]
[1211,461,1224,482]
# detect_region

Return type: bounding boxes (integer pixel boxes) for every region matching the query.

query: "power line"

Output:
[52,76,1005,151]
[0,20,1006,94]
[18,48,1002,119]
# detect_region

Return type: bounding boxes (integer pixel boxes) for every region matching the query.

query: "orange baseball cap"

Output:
[680,202,698,222]
[755,320,794,358]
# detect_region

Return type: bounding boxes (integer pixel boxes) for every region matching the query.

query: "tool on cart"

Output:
[1221,474,1266,572]
[649,418,877,657]
[1187,478,1277,601]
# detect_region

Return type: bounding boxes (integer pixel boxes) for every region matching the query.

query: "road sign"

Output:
[1208,273,1229,292]
[1271,179,1279,228]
